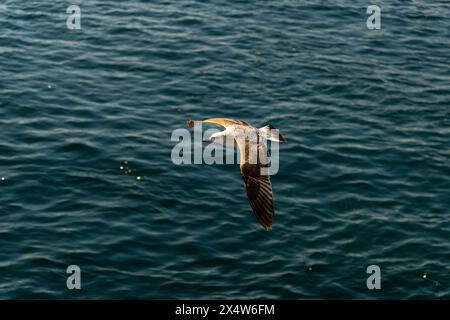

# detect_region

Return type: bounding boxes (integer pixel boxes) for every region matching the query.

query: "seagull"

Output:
[187,118,285,230]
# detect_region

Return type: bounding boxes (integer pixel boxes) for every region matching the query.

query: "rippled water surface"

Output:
[1,1,449,299]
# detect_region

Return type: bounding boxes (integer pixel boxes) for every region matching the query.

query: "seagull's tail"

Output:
[258,125,286,142]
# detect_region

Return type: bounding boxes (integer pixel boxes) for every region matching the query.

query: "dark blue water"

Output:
[0,1,449,299]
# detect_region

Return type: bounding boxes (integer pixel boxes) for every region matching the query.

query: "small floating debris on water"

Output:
[119,160,132,173]
[1,177,6,181]
[47,84,53,90]
[119,160,143,181]
[308,267,313,271]
[254,51,263,57]
[422,273,428,279]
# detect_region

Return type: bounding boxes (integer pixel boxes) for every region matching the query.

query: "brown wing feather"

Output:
[187,118,251,128]
[241,163,275,230]
[204,118,251,127]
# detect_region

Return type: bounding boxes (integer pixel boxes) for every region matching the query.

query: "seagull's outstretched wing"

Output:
[187,118,250,128]
[186,117,276,230]
[240,163,275,231]
[233,131,275,231]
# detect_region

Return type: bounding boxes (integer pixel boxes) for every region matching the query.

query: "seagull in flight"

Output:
[187,118,285,230]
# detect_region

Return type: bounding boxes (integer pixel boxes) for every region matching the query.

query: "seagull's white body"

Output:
[210,125,269,166]
[187,118,285,230]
